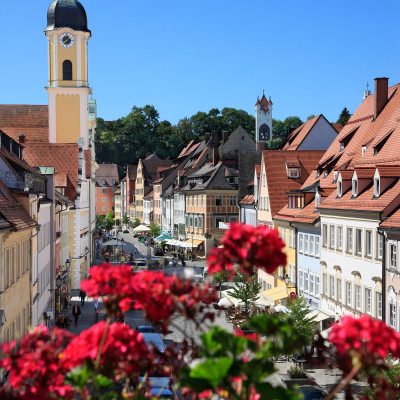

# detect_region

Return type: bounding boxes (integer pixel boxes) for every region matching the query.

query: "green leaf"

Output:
[254,382,301,400]
[189,357,233,389]
[65,364,91,388]
[93,374,114,389]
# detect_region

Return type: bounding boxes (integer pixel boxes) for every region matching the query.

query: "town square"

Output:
[0,1,400,399]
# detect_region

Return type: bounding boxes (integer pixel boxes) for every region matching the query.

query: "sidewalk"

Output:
[67,289,103,335]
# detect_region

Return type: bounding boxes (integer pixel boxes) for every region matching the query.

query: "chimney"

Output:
[19,133,25,144]
[222,131,229,143]
[204,132,211,143]
[374,77,389,119]
[211,130,219,166]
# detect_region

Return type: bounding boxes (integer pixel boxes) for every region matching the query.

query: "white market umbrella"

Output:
[179,242,193,248]
[132,224,150,232]
[273,305,289,314]
[218,297,234,308]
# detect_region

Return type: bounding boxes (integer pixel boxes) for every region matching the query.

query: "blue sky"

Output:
[1,1,399,125]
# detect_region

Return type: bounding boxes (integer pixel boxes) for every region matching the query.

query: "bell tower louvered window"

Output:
[63,60,72,81]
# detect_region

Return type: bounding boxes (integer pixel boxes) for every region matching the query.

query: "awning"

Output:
[186,239,203,246]
[305,309,334,323]
[261,287,288,302]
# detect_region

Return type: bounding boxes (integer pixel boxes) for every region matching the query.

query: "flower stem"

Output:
[324,360,362,400]
[94,316,111,370]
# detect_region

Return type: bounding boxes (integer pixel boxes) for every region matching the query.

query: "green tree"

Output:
[150,222,161,237]
[95,215,106,230]
[227,272,262,315]
[122,214,129,226]
[307,114,316,120]
[280,296,317,346]
[272,116,303,138]
[265,137,283,150]
[132,218,140,229]
[105,211,115,231]
[337,107,351,126]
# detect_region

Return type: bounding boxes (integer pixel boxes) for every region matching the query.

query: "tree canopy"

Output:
[337,107,352,126]
[95,105,304,169]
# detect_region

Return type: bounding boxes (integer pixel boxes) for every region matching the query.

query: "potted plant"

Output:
[288,365,306,379]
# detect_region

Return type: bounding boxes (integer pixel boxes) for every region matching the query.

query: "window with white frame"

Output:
[299,270,303,291]
[310,274,314,295]
[323,273,328,295]
[304,271,309,291]
[102,197,107,203]
[310,235,314,256]
[330,276,335,299]
[315,276,320,296]
[102,206,107,211]
[337,226,343,250]
[389,302,396,329]
[102,188,107,194]
[299,234,303,253]
[322,224,328,247]
[337,278,342,303]
[330,225,335,248]
[352,178,358,197]
[377,233,383,259]
[355,229,362,256]
[266,197,269,211]
[365,230,372,257]
[315,236,320,257]
[304,235,309,254]
[337,179,342,197]
[289,263,292,282]
[347,227,353,253]
[346,282,352,306]
[289,228,293,248]
[376,292,382,319]
[374,177,380,197]
[365,288,371,314]
[230,195,237,206]
[355,285,361,310]
[390,243,397,269]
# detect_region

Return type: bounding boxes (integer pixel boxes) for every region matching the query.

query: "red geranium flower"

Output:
[207,222,286,276]
[0,326,75,399]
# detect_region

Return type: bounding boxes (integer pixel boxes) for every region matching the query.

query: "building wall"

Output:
[153,184,162,225]
[240,206,257,226]
[384,231,400,332]
[95,186,115,215]
[257,160,272,226]
[320,212,383,322]
[1,228,33,351]
[135,162,145,221]
[298,117,338,150]
[297,224,322,310]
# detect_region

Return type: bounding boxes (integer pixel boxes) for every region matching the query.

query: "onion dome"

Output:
[46,0,90,33]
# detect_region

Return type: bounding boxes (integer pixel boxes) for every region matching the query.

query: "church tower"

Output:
[255,93,273,151]
[45,0,91,149]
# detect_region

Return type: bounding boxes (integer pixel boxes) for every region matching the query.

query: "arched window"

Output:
[63,60,72,81]
[259,124,270,141]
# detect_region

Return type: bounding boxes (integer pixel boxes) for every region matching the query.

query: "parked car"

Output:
[132,259,147,269]
[297,386,325,400]
[123,230,129,233]
[154,247,164,256]
[138,377,177,400]
[137,325,156,333]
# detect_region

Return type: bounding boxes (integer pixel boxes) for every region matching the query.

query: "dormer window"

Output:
[340,142,345,152]
[315,191,320,207]
[102,179,106,185]
[352,178,358,197]
[333,171,338,183]
[316,169,321,178]
[112,179,116,185]
[374,177,380,197]
[323,170,329,178]
[362,145,367,155]
[288,168,300,179]
[337,177,342,198]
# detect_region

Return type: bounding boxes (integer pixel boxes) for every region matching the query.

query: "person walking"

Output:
[79,290,86,306]
[72,303,81,326]
[181,253,185,267]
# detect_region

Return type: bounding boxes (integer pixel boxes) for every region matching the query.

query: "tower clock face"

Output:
[59,33,74,48]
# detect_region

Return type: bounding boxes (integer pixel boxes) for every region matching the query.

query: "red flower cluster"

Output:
[61,321,151,379]
[329,315,400,360]
[81,263,135,315]
[131,271,217,331]
[207,222,286,276]
[0,326,75,399]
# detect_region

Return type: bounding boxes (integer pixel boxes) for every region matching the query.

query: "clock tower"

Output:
[255,93,273,151]
[45,0,91,149]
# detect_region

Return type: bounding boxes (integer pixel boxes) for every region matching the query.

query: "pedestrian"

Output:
[181,253,185,267]
[79,290,86,306]
[72,303,81,326]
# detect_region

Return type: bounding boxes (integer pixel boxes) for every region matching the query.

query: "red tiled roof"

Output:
[275,200,319,224]
[332,123,343,133]
[263,150,325,218]
[0,178,36,230]
[239,194,255,205]
[24,143,79,201]
[55,173,67,187]
[95,163,119,186]
[381,208,400,228]
[355,168,375,179]
[0,105,49,143]
[377,166,400,177]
